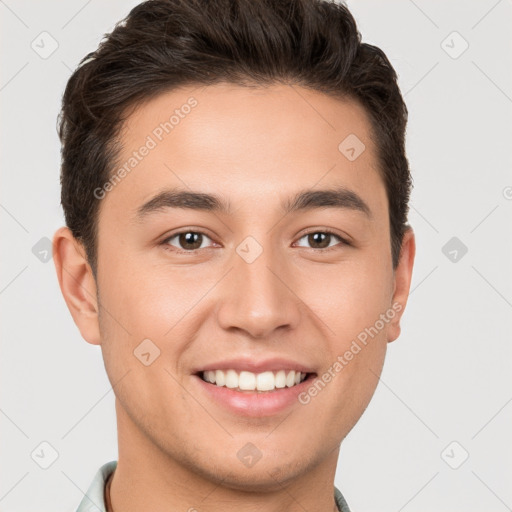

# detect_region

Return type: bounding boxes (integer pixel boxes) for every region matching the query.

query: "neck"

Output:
[110,400,341,512]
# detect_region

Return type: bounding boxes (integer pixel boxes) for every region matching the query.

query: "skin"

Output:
[53,83,415,512]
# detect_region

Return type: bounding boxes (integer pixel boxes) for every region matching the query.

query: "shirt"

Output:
[76,460,351,512]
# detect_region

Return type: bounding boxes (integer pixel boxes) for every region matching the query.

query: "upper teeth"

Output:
[202,369,307,391]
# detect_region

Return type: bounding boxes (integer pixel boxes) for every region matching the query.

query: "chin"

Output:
[203,462,309,493]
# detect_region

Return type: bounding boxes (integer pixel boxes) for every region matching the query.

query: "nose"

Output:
[215,241,301,339]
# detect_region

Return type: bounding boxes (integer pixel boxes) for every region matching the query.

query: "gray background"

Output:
[1,1,511,511]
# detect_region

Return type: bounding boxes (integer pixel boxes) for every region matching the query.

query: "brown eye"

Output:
[308,232,330,249]
[295,231,345,250]
[164,231,213,251]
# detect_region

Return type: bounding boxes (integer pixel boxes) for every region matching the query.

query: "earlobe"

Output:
[387,227,416,343]
[52,226,101,345]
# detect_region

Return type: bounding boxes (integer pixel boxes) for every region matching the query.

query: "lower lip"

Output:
[193,374,315,417]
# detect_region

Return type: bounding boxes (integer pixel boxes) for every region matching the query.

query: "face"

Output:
[54,83,414,491]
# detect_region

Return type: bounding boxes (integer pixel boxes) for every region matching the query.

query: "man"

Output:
[52,0,415,510]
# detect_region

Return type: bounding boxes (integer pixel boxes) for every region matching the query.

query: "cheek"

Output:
[99,257,202,338]
[330,341,386,437]
[296,257,393,341]
[295,256,392,407]
[97,260,223,399]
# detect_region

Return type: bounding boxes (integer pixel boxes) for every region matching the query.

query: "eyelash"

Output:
[295,228,351,251]
[160,228,350,254]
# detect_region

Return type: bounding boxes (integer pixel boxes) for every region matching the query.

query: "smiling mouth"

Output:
[197,369,316,393]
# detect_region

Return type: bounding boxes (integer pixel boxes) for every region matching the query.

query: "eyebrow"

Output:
[134,186,371,221]
[284,187,371,218]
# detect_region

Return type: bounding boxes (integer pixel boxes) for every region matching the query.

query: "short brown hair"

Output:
[58,0,412,277]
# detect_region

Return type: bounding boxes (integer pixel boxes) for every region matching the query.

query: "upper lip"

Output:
[193,357,317,375]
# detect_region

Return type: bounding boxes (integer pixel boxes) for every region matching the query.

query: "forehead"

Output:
[103,83,386,219]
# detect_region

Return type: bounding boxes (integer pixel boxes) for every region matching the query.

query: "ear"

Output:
[52,226,101,345]
[387,227,416,343]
